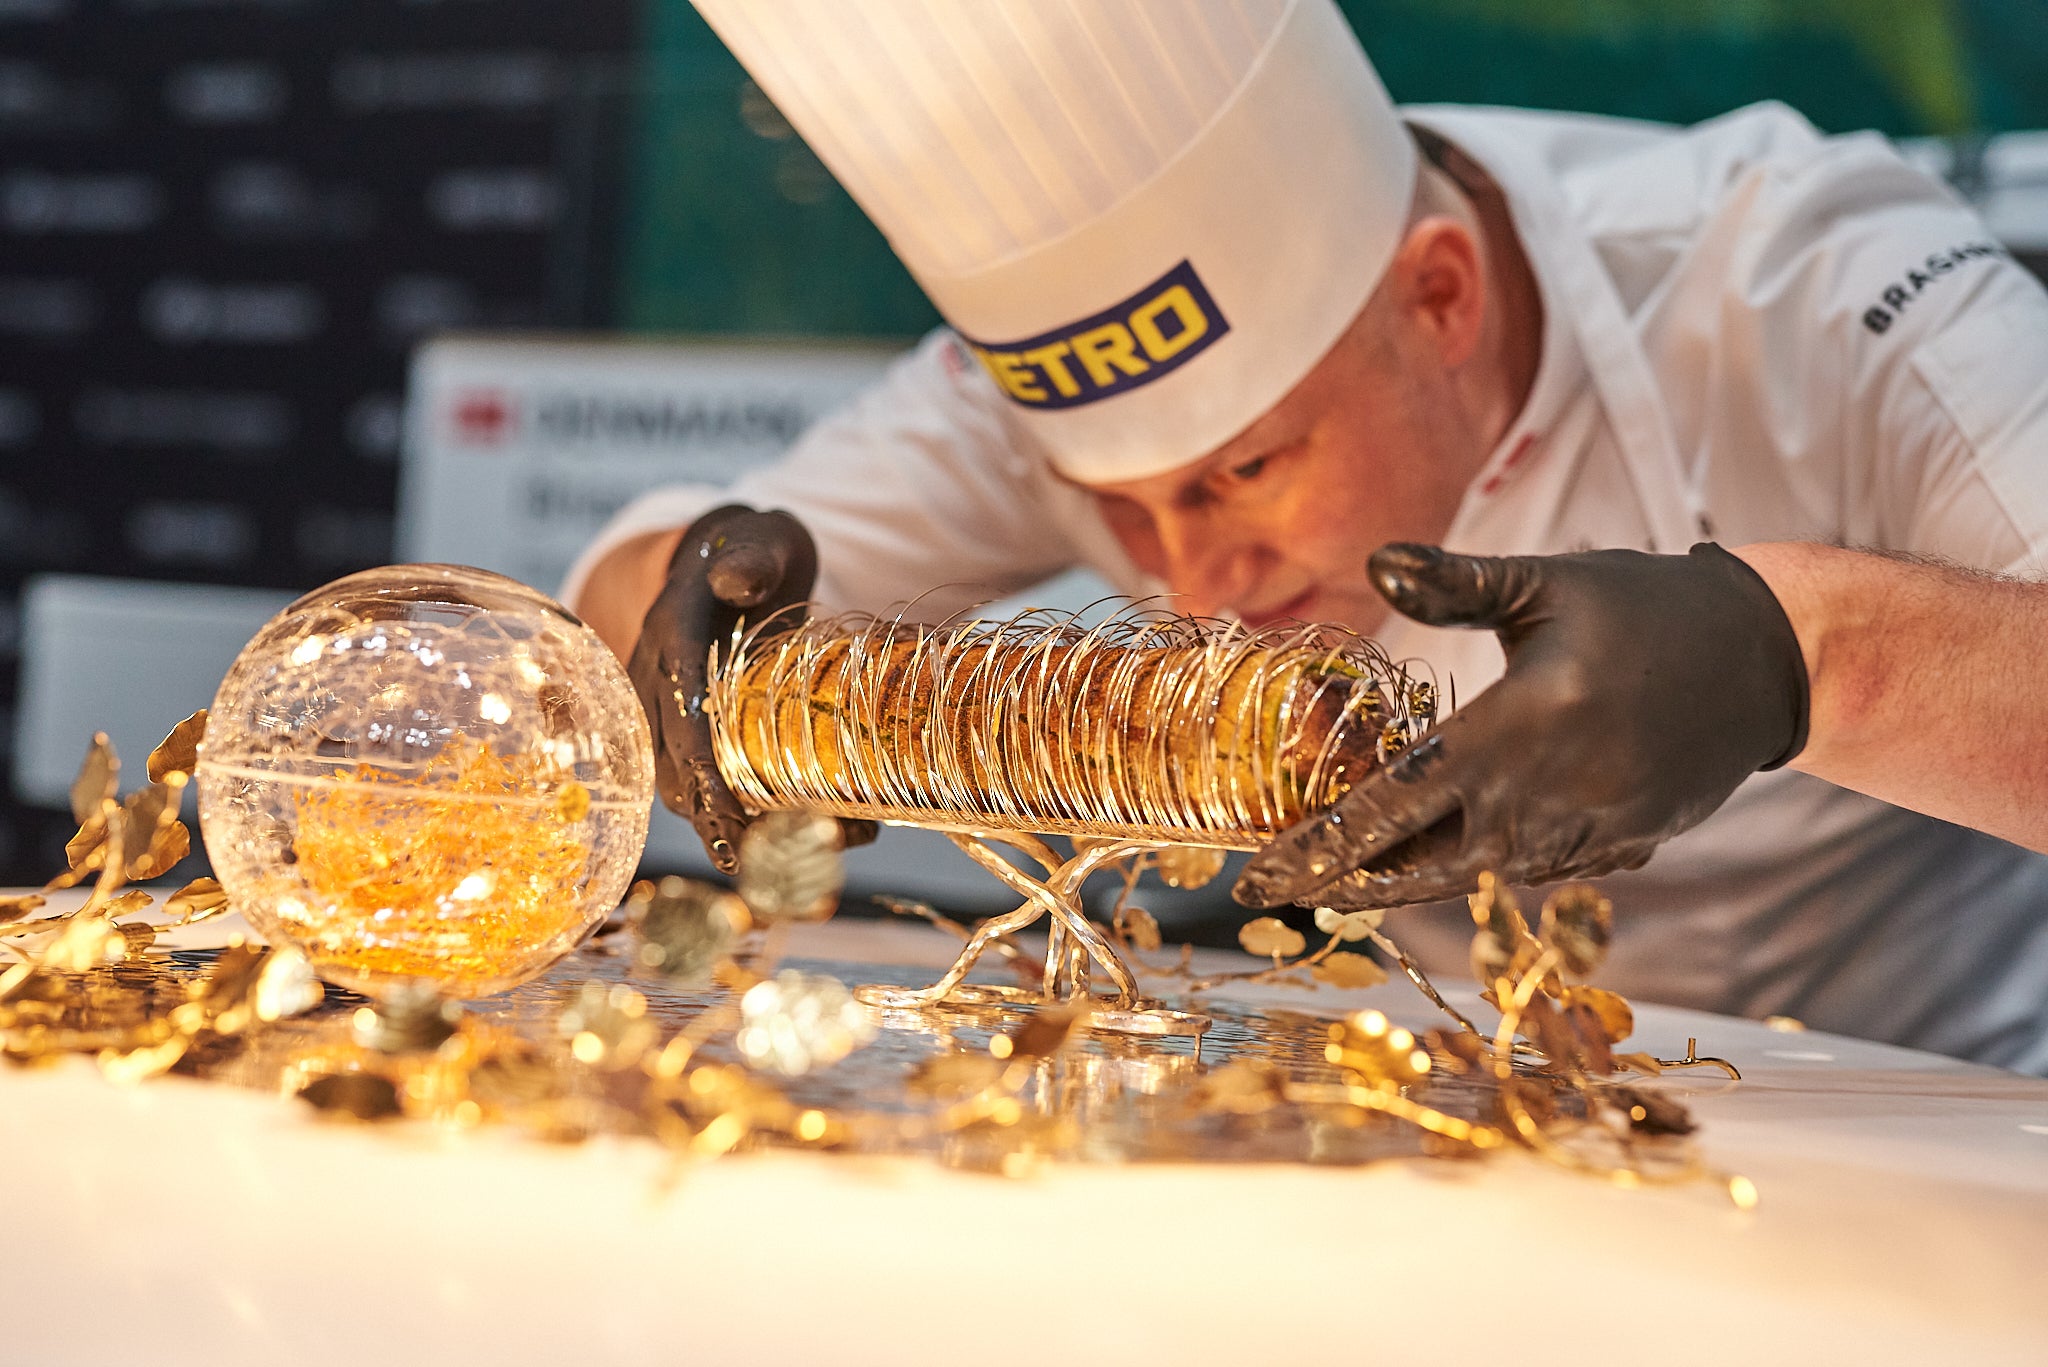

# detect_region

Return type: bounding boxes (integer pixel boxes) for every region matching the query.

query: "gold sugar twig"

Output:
[1370,929,1486,1038]
[695,603,1431,1037]
[1655,1037,1742,1080]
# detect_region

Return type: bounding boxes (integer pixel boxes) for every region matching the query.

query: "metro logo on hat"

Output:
[960,260,1230,410]
[689,0,1415,482]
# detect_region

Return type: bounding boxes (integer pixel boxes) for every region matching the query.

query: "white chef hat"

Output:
[690,0,1416,483]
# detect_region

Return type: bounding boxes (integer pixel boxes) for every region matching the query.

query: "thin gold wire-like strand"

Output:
[706,606,1430,849]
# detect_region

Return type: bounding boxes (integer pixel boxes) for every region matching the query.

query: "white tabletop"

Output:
[6,909,2047,1366]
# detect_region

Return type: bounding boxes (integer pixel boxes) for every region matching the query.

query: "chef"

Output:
[567,1,2048,1071]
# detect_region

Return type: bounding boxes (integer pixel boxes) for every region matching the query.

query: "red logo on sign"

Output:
[449,389,514,447]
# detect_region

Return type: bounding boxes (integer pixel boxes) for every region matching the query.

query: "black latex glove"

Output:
[627,504,874,872]
[1233,542,1809,912]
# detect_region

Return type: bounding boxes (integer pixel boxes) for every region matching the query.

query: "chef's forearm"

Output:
[1734,541,2048,852]
[574,527,685,664]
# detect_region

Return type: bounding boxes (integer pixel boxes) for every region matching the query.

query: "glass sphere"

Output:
[195,564,653,1000]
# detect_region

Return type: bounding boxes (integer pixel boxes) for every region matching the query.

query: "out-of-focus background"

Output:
[5,0,2047,893]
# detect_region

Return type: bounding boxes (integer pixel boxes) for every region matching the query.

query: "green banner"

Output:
[619,0,2048,338]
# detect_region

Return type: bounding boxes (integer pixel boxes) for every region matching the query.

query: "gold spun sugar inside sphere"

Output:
[195,565,653,1000]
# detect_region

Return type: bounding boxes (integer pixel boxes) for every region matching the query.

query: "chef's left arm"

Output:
[1236,144,2048,913]
[1230,534,2048,915]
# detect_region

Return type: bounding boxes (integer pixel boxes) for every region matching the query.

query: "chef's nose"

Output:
[1154,515,1268,618]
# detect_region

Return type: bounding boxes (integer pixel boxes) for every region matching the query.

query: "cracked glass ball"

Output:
[195,565,653,1000]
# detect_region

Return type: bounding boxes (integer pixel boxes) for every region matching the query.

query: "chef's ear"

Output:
[1385,214,1486,371]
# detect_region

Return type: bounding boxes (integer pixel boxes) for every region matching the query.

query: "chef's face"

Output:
[1075,218,1496,632]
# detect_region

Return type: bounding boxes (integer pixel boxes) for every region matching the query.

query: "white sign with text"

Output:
[397,333,900,596]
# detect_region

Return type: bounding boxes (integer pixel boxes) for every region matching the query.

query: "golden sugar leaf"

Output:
[122,775,190,881]
[736,811,845,923]
[1191,1058,1289,1116]
[1122,905,1163,953]
[1468,933,1505,988]
[0,913,72,941]
[69,733,118,826]
[195,943,267,1020]
[676,1063,792,1129]
[1467,872,1534,984]
[0,893,45,926]
[1607,1083,1695,1137]
[1154,846,1227,890]
[0,960,42,1006]
[146,710,208,783]
[1238,917,1306,959]
[98,889,153,919]
[1325,1009,1430,1090]
[55,802,113,882]
[1540,884,1614,977]
[558,980,659,1071]
[1615,1052,1664,1077]
[114,921,158,956]
[466,1045,560,1111]
[1521,995,1616,1076]
[131,818,189,883]
[44,859,94,893]
[40,915,125,973]
[905,1052,1008,1100]
[164,877,230,926]
[525,1096,631,1146]
[1425,1027,1488,1074]
[632,876,750,982]
[1313,905,1384,942]
[97,1036,188,1086]
[1312,951,1389,990]
[298,1073,403,1122]
[1560,985,1634,1044]
[1005,1003,1088,1061]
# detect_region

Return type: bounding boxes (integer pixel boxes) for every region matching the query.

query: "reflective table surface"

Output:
[6,897,2047,1366]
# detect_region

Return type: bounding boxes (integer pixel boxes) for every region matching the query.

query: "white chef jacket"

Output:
[568,102,2048,1071]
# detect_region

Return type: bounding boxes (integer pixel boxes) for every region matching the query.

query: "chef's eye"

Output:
[1226,456,1267,483]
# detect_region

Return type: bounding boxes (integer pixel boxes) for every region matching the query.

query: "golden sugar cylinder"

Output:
[706,612,1426,849]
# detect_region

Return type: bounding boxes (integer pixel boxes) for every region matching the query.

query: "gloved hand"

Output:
[1233,542,1809,912]
[627,504,874,872]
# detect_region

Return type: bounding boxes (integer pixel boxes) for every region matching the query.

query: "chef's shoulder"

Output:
[1720,119,2048,564]
[1718,112,2034,352]
[1447,102,2031,349]
[1409,100,1849,308]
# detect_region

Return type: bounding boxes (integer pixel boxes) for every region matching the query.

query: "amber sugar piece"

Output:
[284,736,593,988]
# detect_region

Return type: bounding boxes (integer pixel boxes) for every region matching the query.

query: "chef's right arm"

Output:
[1733,542,2048,853]
[566,330,1095,868]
